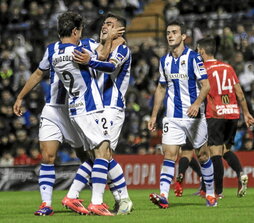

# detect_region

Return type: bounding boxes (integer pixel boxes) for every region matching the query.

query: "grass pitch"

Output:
[0,188,253,223]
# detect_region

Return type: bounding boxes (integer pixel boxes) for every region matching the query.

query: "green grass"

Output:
[0,188,253,223]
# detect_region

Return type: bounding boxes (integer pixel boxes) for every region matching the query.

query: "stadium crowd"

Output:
[0,0,254,166]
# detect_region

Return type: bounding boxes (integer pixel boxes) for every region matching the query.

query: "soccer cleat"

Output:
[237,174,248,197]
[193,189,206,198]
[215,193,224,199]
[174,174,183,197]
[88,203,114,216]
[62,196,90,215]
[206,195,217,207]
[116,198,133,215]
[149,193,169,209]
[34,202,54,216]
[112,201,120,214]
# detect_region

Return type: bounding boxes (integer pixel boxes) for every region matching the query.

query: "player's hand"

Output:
[107,26,125,40]
[148,117,157,132]
[244,113,254,128]
[73,48,91,64]
[111,37,126,52]
[13,98,23,116]
[187,103,200,118]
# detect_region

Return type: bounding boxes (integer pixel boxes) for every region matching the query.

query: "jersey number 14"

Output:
[212,69,233,95]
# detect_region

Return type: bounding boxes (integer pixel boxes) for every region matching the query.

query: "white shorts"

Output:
[104,107,125,150]
[70,111,110,151]
[39,105,83,148]
[162,117,208,149]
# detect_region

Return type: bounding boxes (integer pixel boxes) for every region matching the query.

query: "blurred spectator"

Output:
[229,51,245,75]
[14,145,31,165]
[238,62,254,100]
[0,152,14,167]
[163,0,180,23]
[29,147,42,165]
[219,27,235,61]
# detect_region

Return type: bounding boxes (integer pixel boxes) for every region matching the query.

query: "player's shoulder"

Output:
[45,41,58,50]
[213,60,234,69]
[80,38,97,45]
[187,47,202,60]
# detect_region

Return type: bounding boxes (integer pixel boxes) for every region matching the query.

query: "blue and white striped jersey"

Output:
[159,46,208,119]
[39,45,68,106]
[39,41,104,116]
[96,44,131,110]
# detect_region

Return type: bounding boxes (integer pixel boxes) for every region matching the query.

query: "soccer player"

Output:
[197,37,254,197]
[47,11,124,216]
[148,20,217,208]
[62,13,133,215]
[12,13,84,216]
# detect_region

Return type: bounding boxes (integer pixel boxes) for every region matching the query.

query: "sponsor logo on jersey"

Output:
[221,94,230,104]
[216,104,239,115]
[69,101,84,108]
[166,73,189,80]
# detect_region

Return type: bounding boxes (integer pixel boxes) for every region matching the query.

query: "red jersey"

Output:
[204,60,240,119]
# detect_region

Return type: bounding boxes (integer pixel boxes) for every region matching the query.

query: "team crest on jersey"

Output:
[116,53,125,62]
[181,60,186,65]
[59,48,65,54]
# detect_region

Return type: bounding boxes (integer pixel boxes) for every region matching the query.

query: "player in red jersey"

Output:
[197,37,254,197]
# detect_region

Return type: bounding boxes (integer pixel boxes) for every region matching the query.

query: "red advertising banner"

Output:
[114,151,254,189]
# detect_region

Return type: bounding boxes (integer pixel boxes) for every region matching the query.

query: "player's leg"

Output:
[222,119,248,197]
[35,140,59,216]
[188,118,217,207]
[150,144,179,208]
[88,140,114,216]
[71,113,113,216]
[207,118,225,198]
[189,156,206,196]
[150,117,183,209]
[223,144,248,197]
[174,146,193,197]
[195,144,217,207]
[34,112,63,216]
[105,108,132,215]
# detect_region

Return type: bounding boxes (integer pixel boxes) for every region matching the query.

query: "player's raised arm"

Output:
[13,68,44,116]
[234,83,254,127]
[148,83,166,131]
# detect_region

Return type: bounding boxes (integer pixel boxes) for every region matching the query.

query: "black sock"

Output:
[223,151,243,179]
[178,157,190,176]
[211,155,224,194]
[189,157,202,177]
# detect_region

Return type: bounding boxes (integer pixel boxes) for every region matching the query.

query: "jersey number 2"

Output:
[62,71,80,97]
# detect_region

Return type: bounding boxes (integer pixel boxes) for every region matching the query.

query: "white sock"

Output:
[39,163,55,207]
[91,158,109,204]
[67,160,93,199]
[108,159,129,200]
[160,160,175,199]
[200,159,215,197]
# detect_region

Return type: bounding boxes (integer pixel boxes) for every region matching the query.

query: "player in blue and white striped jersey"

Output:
[13,12,85,216]
[65,13,133,215]
[148,20,217,208]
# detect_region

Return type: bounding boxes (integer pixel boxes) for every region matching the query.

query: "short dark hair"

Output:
[197,37,216,56]
[57,11,83,38]
[167,20,186,34]
[105,12,126,28]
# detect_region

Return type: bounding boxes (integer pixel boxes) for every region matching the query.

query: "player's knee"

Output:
[41,151,56,164]
[197,152,209,163]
